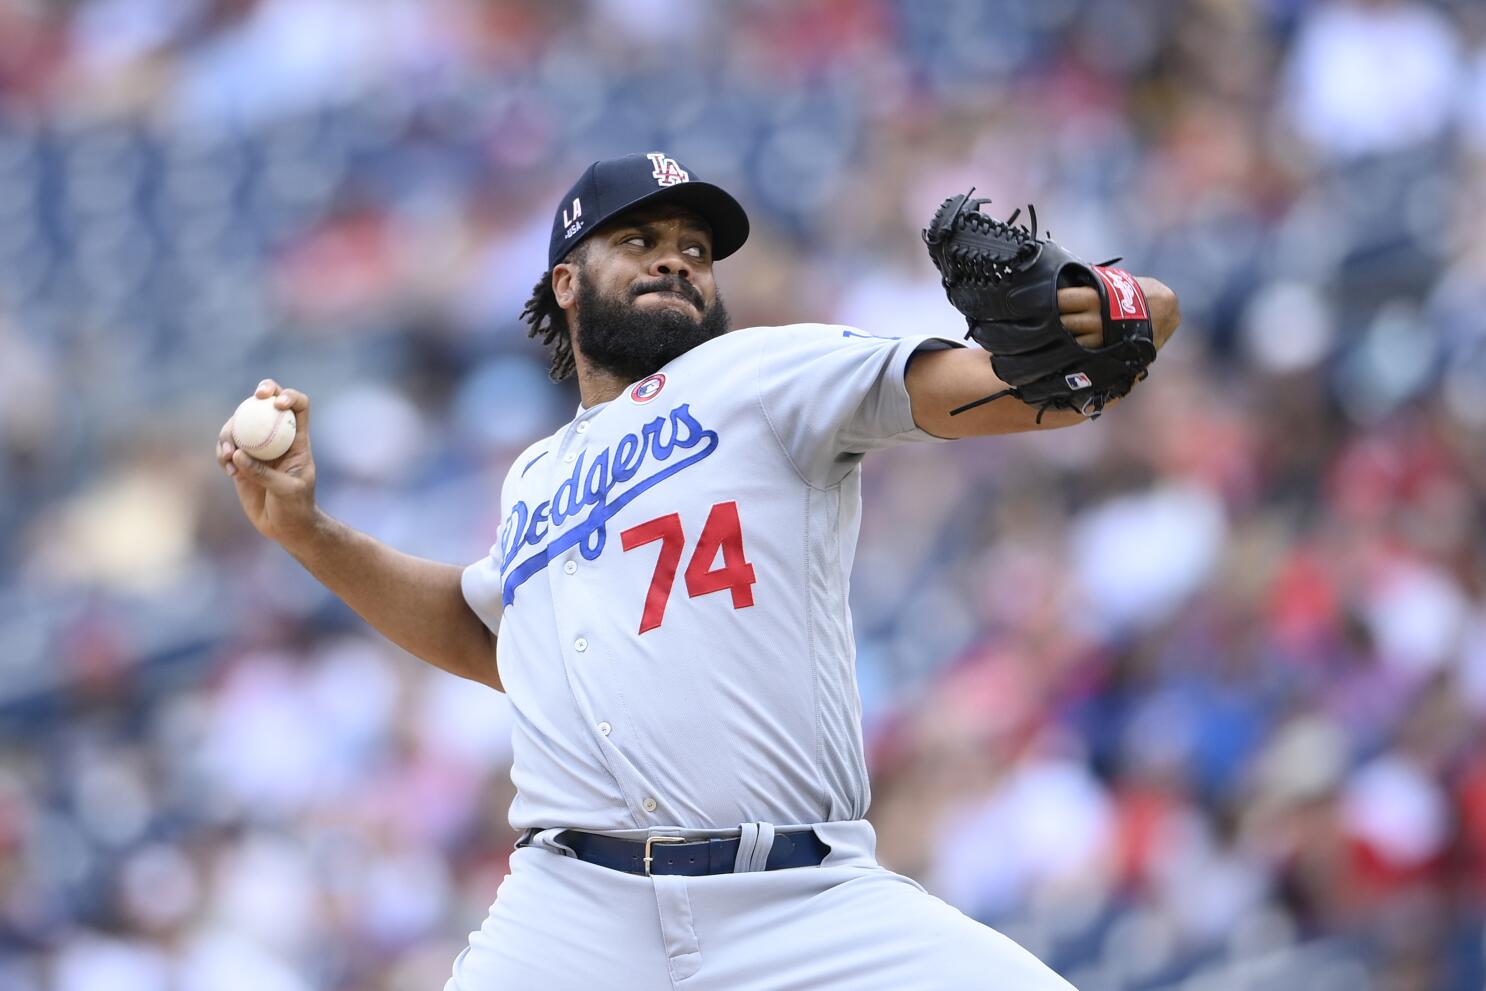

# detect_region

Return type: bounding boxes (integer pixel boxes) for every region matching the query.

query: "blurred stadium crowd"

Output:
[3,0,1486,988]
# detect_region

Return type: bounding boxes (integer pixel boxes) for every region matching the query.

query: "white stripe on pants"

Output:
[445,819,1078,991]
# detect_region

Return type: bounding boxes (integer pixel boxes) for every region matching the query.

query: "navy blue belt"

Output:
[543,828,830,876]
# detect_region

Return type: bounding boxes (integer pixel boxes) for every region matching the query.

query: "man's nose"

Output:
[648,247,693,280]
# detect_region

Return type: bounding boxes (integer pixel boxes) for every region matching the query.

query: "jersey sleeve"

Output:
[462,554,503,633]
[461,444,538,632]
[755,325,965,487]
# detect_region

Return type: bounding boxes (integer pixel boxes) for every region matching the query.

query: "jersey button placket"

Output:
[552,413,629,813]
[562,423,586,603]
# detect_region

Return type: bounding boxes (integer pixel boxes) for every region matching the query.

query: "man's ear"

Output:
[553,263,578,310]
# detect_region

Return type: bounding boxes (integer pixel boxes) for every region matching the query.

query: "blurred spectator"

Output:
[3,0,1486,988]
[1283,0,1464,160]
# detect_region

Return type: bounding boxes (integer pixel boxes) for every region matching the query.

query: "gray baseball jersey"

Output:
[461,323,962,832]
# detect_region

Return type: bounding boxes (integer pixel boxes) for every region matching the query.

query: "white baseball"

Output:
[231,396,297,461]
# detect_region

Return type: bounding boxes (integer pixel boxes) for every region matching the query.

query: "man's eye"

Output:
[624,235,647,246]
[685,246,705,258]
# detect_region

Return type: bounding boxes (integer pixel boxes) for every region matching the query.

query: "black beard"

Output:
[573,274,731,385]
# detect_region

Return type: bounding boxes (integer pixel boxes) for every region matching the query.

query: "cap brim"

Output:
[608,181,750,261]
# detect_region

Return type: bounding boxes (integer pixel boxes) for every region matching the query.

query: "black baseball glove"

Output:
[922,190,1156,421]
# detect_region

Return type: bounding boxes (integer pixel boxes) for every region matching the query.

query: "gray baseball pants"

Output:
[444,819,1078,990]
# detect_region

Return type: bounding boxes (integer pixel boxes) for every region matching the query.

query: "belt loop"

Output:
[733,821,776,873]
[732,823,759,872]
[526,827,578,858]
[749,822,776,872]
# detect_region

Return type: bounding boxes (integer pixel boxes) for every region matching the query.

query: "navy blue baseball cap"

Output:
[548,152,750,269]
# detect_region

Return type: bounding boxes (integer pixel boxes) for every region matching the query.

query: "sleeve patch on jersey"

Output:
[630,373,667,404]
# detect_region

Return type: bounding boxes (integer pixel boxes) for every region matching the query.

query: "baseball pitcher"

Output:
[216,152,1181,990]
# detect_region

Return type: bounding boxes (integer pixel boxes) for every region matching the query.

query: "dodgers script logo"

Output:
[497,403,718,605]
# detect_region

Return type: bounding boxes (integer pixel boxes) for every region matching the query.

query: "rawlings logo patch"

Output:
[1093,266,1149,321]
[647,152,689,187]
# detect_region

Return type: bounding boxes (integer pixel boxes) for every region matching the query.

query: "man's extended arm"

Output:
[281,515,501,690]
[906,277,1181,438]
[217,380,502,692]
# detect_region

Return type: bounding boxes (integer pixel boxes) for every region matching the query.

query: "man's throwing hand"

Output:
[216,379,320,546]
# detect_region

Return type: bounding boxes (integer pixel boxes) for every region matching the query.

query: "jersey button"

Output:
[574,638,588,653]
[576,422,589,433]
[563,561,577,575]
[642,798,657,813]
[597,721,611,736]
[563,452,577,464]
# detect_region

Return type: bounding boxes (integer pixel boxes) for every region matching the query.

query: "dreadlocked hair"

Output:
[521,269,575,382]
[522,241,591,382]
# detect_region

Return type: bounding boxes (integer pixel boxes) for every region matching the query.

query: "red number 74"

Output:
[619,500,757,634]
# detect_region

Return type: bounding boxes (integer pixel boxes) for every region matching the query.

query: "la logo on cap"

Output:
[562,197,583,239]
[647,152,689,188]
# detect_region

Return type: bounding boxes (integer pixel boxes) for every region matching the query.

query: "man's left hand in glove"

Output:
[905,202,1181,439]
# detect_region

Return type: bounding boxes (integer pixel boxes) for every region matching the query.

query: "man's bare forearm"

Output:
[282,512,502,690]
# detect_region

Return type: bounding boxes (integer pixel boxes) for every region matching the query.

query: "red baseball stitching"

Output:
[234,406,292,457]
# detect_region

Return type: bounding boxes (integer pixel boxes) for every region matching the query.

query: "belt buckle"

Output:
[643,835,688,876]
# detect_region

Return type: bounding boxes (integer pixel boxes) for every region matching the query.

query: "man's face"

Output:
[554,204,731,385]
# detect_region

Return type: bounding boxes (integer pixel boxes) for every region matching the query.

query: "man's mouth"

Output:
[635,284,701,308]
